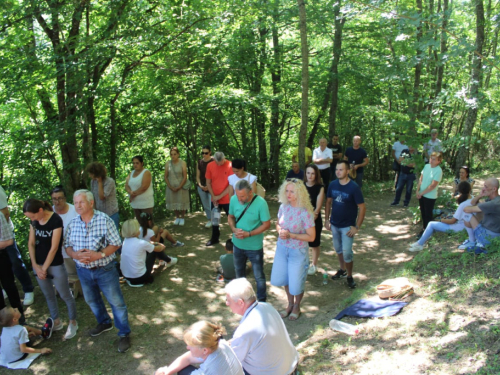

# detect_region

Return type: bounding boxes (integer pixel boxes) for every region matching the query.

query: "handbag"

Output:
[256,182,266,198]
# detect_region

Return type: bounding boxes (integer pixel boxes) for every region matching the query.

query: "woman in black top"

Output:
[304,164,325,275]
[23,199,78,340]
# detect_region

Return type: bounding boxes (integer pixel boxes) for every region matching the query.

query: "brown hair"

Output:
[183,321,225,352]
[86,162,108,179]
[304,164,323,185]
[0,307,15,327]
[22,199,53,214]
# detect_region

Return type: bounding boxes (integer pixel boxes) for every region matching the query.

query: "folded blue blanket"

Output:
[335,299,407,320]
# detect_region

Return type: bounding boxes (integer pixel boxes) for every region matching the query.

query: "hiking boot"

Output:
[346,276,356,289]
[89,323,113,336]
[118,336,131,353]
[331,269,347,280]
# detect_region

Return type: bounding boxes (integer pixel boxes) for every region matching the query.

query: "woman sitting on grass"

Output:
[453,166,475,199]
[138,212,184,248]
[154,320,243,375]
[120,219,177,287]
[410,181,473,252]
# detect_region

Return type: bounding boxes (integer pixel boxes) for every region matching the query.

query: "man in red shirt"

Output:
[205,151,234,246]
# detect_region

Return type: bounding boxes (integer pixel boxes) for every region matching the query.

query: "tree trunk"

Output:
[297,0,309,170]
[455,0,485,173]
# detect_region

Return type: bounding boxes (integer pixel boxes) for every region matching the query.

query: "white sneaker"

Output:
[166,257,178,268]
[172,241,184,247]
[64,323,78,340]
[409,242,424,252]
[53,321,64,331]
[307,264,317,275]
[458,240,475,250]
[179,219,185,226]
[205,221,212,228]
[23,292,34,306]
[174,218,180,225]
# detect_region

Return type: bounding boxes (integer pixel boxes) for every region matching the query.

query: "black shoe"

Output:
[390,202,399,206]
[41,317,54,339]
[346,276,356,289]
[206,239,219,246]
[403,203,409,208]
[331,269,347,280]
[89,323,113,337]
[118,336,131,353]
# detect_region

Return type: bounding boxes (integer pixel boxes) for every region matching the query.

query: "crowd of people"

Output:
[0,133,499,374]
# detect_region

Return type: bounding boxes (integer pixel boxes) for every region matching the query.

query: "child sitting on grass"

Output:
[218,239,236,281]
[138,212,184,248]
[0,307,52,366]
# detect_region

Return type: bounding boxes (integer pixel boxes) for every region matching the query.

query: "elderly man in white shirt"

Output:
[313,138,333,186]
[225,278,299,375]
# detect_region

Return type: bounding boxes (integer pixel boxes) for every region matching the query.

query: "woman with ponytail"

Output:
[23,199,78,340]
[154,321,243,375]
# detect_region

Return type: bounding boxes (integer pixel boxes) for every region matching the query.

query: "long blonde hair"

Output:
[278,179,314,213]
[183,321,226,352]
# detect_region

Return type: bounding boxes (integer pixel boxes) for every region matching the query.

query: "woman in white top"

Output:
[120,219,177,288]
[410,181,474,252]
[125,155,154,221]
[228,159,257,196]
[154,321,244,375]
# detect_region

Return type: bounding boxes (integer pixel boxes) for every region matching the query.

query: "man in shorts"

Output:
[325,160,366,289]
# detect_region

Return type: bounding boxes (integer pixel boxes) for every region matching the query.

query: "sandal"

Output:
[280,310,291,319]
[289,311,301,321]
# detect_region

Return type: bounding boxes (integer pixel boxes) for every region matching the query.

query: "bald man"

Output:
[461,178,500,253]
[344,136,369,188]
[313,138,333,185]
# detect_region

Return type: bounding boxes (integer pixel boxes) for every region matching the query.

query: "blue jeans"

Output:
[5,241,34,293]
[109,212,120,232]
[76,261,131,336]
[417,221,464,246]
[331,225,354,263]
[394,172,416,205]
[354,171,364,189]
[233,245,266,302]
[197,186,212,219]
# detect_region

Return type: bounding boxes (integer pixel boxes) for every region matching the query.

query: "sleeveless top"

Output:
[306,184,324,210]
[128,169,154,209]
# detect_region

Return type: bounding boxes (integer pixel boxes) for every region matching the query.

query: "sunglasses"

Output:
[140,212,152,219]
[286,178,301,183]
[202,152,210,155]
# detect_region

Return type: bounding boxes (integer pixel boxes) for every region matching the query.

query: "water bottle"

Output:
[211,206,221,226]
[329,319,360,335]
[322,273,328,285]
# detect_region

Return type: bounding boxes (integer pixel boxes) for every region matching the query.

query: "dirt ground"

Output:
[6,177,499,374]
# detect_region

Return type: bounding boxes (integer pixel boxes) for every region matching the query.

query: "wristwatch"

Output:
[100,252,106,258]
[355,225,359,230]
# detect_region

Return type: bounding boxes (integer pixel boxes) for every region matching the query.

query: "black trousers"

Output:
[0,250,25,324]
[126,251,171,285]
[419,196,436,230]
[211,203,230,242]
[319,168,331,187]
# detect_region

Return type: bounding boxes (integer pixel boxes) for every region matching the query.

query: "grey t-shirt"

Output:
[0,325,29,363]
[479,196,500,233]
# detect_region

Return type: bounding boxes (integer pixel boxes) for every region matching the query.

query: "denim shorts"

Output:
[474,224,500,246]
[331,225,354,263]
[270,242,308,295]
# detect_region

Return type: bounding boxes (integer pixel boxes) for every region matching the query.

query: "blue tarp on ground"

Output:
[335,299,408,320]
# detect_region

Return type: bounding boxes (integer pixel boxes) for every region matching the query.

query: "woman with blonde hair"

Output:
[271,178,315,321]
[154,321,243,375]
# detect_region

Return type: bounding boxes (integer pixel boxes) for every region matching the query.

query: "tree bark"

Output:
[297,0,309,170]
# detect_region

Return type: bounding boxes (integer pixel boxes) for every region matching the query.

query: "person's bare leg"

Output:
[281,286,294,317]
[345,261,354,277]
[290,292,304,320]
[174,210,180,219]
[180,210,185,219]
[161,229,176,245]
[311,247,320,266]
[337,253,346,271]
[468,215,480,230]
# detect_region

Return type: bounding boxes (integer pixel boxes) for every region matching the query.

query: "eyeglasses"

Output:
[52,197,65,202]
[202,152,210,155]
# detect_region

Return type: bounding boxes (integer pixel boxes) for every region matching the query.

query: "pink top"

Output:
[277,204,314,250]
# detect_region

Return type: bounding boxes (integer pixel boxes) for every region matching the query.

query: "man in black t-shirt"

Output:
[327,134,343,181]
[391,145,417,208]
[344,136,369,188]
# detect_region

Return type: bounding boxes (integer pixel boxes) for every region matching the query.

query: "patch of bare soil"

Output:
[12,178,500,374]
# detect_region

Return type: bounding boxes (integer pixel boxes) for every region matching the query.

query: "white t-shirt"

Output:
[54,203,78,258]
[231,302,298,375]
[424,138,442,161]
[228,174,257,195]
[191,340,244,375]
[392,141,407,160]
[448,199,473,231]
[0,325,29,364]
[138,227,155,242]
[120,237,154,278]
[313,146,333,170]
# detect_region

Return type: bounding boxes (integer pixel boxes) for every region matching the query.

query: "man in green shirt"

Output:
[228,180,271,302]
